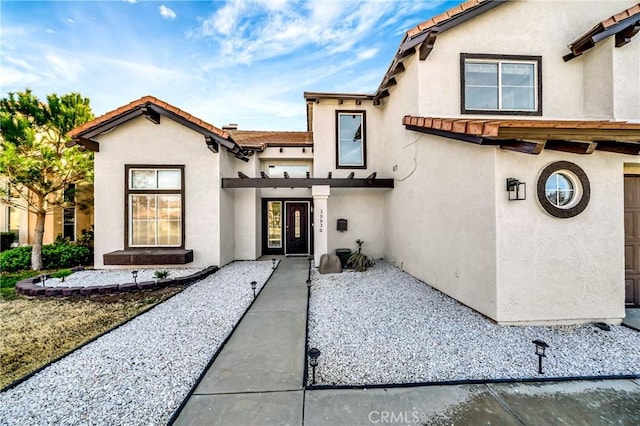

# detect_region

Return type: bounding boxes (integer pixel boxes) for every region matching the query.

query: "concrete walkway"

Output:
[174,258,309,425]
[624,308,640,330]
[174,259,640,425]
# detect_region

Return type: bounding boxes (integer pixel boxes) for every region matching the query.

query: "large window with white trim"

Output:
[461,54,542,115]
[126,166,184,248]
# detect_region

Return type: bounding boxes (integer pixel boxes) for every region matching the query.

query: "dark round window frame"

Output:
[537,161,590,218]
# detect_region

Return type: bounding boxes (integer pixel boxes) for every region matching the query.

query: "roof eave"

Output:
[69,101,248,161]
[374,0,508,99]
[564,13,640,62]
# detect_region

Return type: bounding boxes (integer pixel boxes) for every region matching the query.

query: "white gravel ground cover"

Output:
[308,261,640,385]
[38,268,203,288]
[0,261,274,426]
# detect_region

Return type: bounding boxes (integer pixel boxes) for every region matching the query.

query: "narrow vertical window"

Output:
[294,210,301,238]
[63,184,76,241]
[267,201,282,248]
[336,111,366,168]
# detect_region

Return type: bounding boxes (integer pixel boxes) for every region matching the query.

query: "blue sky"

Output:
[1,0,460,130]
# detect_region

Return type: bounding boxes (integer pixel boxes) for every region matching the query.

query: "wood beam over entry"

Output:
[499,139,546,155]
[222,177,394,189]
[545,139,598,155]
[595,141,640,155]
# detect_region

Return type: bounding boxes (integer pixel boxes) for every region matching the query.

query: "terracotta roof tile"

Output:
[229,130,313,150]
[407,0,486,37]
[68,95,229,140]
[403,116,640,137]
[568,3,640,51]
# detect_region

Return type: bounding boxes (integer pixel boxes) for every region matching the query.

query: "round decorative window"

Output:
[537,161,590,218]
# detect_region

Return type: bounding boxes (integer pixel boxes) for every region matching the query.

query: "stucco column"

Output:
[312,185,330,266]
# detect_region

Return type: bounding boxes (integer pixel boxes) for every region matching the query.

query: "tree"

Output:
[0,89,94,270]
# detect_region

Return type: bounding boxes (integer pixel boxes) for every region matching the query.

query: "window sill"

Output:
[103,249,194,265]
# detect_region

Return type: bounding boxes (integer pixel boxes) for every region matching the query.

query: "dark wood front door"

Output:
[285,202,309,255]
[625,176,640,307]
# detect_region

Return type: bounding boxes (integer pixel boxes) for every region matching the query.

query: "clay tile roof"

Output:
[67,95,230,140]
[229,130,313,150]
[565,3,640,60]
[378,0,502,99]
[605,4,640,28]
[406,0,486,37]
[403,116,640,140]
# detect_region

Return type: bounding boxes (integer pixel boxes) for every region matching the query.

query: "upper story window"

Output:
[336,111,366,169]
[268,165,310,178]
[461,54,542,116]
[126,166,184,248]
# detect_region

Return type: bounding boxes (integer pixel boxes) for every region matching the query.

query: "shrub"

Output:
[0,246,32,272]
[153,270,171,279]
[0,244,91,272]
[43,244,91,270]
[76,226,94,248]
[346,239,374,272]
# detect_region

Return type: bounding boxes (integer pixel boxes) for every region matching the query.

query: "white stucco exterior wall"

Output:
[385,135,499,319]
[219,149,236,266]
[327,188,386,260]
[494,151,625,324]
[613,35,640,121]
[93,116,222,268]
[414,1,636,120]
[583,40,615,119]
[311,100,385,177]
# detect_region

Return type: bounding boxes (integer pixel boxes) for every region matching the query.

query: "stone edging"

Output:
[15,266,219,297]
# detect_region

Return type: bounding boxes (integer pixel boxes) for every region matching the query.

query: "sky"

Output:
[1,0,461,131]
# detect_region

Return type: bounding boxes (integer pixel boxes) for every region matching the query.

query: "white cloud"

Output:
[123,0,137,3]
[356,48,380,61]
[5,56,34,71]
[45,28,56,34]
[192,0,438,67]
[66,18,74,24]
[159,5,177,20]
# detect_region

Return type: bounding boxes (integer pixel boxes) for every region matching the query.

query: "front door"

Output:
[285,202,309,255]
[624,176,640,307]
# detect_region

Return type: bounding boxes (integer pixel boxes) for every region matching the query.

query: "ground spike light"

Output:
[251,281,257,298]
[532,339,549,374]
[131,270,138,284]
[272,258,277,269]
[308,347,321,385]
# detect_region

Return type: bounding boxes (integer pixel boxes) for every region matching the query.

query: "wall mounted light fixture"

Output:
[506,178,526,201]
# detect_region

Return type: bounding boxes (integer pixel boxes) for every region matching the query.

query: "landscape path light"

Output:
[131,270,138,284]
[251,280,257,298]
[272,258,277,269]
[308,347,321,385]
[532,339,549,374]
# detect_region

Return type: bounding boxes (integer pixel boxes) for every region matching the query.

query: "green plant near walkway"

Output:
[347,239,373,272]
[153,270,171,280]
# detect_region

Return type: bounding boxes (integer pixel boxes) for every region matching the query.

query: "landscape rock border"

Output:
[15,266,219,297]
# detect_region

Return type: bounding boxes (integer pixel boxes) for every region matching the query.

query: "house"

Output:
[68,0,640,325]
[0,182,93,248]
